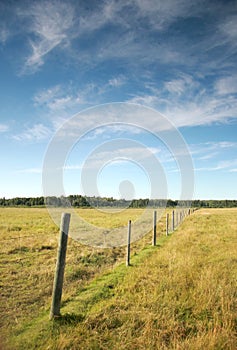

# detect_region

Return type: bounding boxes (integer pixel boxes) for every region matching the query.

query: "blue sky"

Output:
[0,0,237,200]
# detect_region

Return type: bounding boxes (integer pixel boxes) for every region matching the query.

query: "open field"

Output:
[0,207,165,348]
[0,208,237,349]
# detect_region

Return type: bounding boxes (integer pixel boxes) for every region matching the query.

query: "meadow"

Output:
[0,207,236,349]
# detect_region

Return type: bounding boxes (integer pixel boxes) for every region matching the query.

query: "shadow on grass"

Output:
[53,313,85,325]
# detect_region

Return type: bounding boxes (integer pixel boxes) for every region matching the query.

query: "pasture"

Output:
[0,207,236,349]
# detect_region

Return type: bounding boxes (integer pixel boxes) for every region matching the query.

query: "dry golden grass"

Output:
[1,208,236,349]
[0,207,161,346]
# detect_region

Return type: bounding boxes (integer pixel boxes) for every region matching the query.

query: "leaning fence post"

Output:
[153,210,157,246]
[166,213,169,236]
[50,213,71,320]
[126,220,132,266]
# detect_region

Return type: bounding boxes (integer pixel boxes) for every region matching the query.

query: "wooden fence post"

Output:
[153,210,157,246]
[172,210,175,231]
[126,220,132,266]
[166,213,169,236]
[50,213,71,320]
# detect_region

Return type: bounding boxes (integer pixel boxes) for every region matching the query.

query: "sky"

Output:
[0,0,237,201]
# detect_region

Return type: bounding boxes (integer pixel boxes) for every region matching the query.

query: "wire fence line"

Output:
[0,235,49,242]
[0,207,197,321]
[0,209,197,243]
[49,207,197,318]
[0,208,196,253]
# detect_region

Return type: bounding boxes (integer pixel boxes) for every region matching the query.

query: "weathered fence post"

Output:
[50,213,71,320]
[172,210,175,231]
[153,210,157,246]
[126,220,132,266]
[166,213,169,236]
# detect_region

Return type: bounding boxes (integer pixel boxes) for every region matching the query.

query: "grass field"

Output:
[0,207,236,349]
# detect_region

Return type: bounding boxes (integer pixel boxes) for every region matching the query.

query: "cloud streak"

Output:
[13,124,52,142]
[195,159,237,172]
[1,1,237,133]
[215,74,237,95]
[16,167,42,174]
[0,124,9,132]
[18,1,75,72]
[128,72,237,127]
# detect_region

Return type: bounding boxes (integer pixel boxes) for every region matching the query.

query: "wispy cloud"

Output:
[1,0,235,81]
[164,74,196,95]
[33,76,127,120]
[131,0,204,30]
[81,144,165,171]
[2,1,236,132]
[219,14,237,47]
[215,74,237,95]
[192,142,237,173]
[64,164,83,171]
[33,84,87,121]
[108,76,126,88]
[0,26,9,44]
[195,159,237,172]
[75,1,236,72]
[16,167,42,174]
[198,153,217,161]
[191,141,237,154]
[33,85,61,105]
[13,123,52,142]
[128,72,237,127]
[18,1,75,72]
[0,124,9,132]
[182,140,237,175]
[189,142,237,164]
[128,94,160,106]
[0,2,12,44]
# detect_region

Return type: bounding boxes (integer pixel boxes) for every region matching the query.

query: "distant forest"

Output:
[0,195,237,208]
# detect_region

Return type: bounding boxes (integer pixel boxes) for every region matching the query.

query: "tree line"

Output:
[0,196,237,208]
